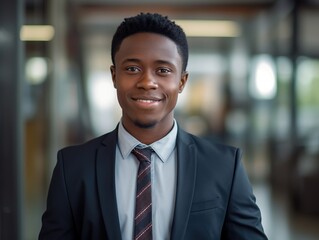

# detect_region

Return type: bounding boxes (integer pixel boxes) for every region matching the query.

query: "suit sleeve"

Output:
[221,149,268,240]
[39,150,77,240]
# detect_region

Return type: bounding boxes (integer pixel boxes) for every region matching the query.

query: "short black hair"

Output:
[111,12,188,71]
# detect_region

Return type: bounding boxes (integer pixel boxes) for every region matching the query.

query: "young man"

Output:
[39,13,267,240]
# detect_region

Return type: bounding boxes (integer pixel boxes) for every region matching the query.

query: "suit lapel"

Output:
[95,127,197,239]
[170,129,197,239]
[96,128,122,240]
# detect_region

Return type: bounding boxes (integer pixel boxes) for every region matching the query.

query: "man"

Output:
[39,13,267,239]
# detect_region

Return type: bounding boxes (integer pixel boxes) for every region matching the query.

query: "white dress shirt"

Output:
[115,120,177,240]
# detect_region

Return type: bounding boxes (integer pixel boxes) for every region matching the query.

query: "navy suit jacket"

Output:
[39,126,267,239]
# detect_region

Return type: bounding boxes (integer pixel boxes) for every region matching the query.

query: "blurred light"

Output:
[88,72,116,110]
[174,20,241,37]
[20,25,55,41]
[25,57,48,85]
[187,53,226,74]
[88,71,120,135]
[249,55,277,99]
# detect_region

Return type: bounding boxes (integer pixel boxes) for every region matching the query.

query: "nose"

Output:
[136,70,158,90]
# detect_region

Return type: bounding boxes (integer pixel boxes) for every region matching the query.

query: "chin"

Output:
[134,120,158,129]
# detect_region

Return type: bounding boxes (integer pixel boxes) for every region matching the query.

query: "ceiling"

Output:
[24,0,319,56]
[71,0,277,32]
[68,0,274,4]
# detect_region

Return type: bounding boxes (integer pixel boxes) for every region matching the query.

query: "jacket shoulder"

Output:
[178,128,241,161]
[58,127,117,162]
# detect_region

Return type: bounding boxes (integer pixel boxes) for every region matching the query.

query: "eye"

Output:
[157,67,171,75]
[125,66,141,73]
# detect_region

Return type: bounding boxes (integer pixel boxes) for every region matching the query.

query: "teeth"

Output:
[136,99,158,103]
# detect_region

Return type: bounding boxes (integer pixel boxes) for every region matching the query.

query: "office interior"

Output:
[1,0,319,239]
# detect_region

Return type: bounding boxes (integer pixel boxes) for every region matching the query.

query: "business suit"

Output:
[39,126,267,240]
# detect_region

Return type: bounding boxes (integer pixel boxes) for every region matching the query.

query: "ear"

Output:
[110,65,116,88]
[179,71,189,93]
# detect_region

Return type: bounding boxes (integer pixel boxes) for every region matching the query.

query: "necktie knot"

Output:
[132,147,153,163]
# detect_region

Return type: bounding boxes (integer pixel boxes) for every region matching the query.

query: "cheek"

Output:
[116,74,137,89]
[166,83,181,98]
[165,87,180,107]
[115,87,128,107]
[115,78,131,93]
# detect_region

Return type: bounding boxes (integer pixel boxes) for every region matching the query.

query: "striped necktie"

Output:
[132,147,153,240]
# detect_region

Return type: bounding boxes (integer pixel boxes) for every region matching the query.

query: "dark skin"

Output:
[110,32,188,144]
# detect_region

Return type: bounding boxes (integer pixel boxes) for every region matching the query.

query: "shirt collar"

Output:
[118,120,178,163]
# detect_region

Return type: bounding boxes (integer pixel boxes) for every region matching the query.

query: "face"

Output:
[111,32,188,135]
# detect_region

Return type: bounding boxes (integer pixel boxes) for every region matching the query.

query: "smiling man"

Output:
[39,13,268,240]
[110,31,188,143]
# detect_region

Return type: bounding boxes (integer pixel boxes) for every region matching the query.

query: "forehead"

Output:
[114,32,182,66]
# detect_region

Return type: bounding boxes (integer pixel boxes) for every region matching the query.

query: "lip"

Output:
[131,96,162,108]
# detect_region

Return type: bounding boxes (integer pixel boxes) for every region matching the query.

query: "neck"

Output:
[122,120,174,145]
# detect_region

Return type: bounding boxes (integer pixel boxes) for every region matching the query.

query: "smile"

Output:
[132,97,162,108]
[135,99,160,103]
[132,96,162,102]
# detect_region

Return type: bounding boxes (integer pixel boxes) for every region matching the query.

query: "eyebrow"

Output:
[120,58,140,65]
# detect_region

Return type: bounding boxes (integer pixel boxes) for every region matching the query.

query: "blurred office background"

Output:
[1,0,319,239]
